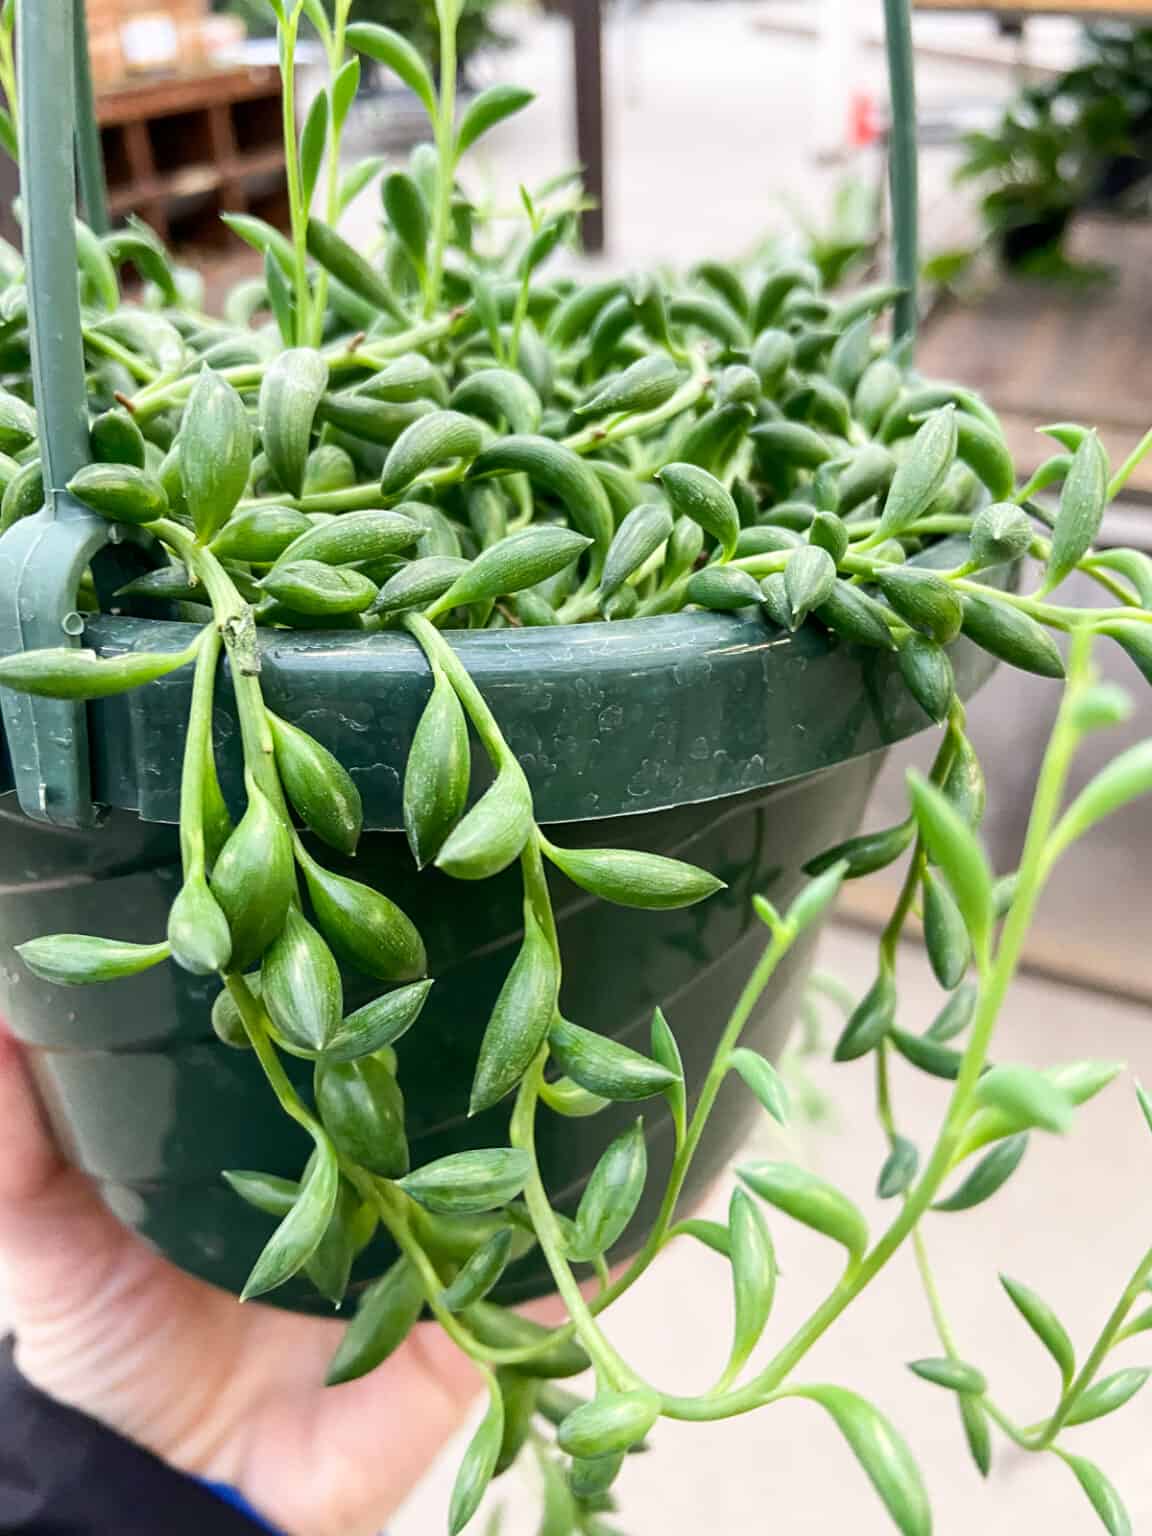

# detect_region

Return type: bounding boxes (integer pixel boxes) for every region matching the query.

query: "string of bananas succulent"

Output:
[1,1,1152,1531]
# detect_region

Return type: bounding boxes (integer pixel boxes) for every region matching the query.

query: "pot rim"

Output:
[0,541,1010,829]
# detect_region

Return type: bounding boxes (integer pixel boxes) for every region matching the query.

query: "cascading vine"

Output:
[0,1,1151,1532]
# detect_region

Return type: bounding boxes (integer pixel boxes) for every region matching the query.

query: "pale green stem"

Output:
[807,971,856,1015]
[876,708,962,975]
[177,624,222,879]
[0,24,17,152]
[953,577,1152,631]
[1108,426,1152,500]
[1077,560,1144,609]
[847,513,978,543]
[132,364,269,419]
[1022,536,1143,609]
[562,369,712,455]
[310,0,354,343]
[1034,1242,1152,1448]
[874,1042,897,1147]
[912,1230,961,1357]
[82,326,158,383]
[910,1228,1034,1450]
[129,316,460,419]
[427,2,458,316]
[228,975,324,1139]
[403,611,509,765]
[659,628,1095,1421]
[591,927,795,1315]
[511,1054,642,1393]
[508,263,533,369]
[634,573,692,617]
[356,1175,512,1363]
[278,7,313,346]
[153,519,280,802]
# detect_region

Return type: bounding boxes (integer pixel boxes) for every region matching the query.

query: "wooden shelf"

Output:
[96,64,288,251]
[916,1,1152,12]
[105,146,290,216]
[238,146,287,180]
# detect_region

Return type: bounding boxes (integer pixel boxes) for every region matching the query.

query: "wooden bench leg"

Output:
[570,0,606,254]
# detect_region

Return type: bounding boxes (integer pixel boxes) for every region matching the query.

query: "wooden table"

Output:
[96,64,288,248]
[916,1,1152,14]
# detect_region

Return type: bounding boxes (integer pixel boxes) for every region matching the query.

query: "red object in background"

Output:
[849,91,884,149]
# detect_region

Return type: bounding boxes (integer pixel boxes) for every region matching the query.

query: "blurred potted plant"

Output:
[956,86,1083,270]
[1063,25,1152,210]
[958,31,1152,273]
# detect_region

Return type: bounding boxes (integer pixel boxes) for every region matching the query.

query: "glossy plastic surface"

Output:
[0,586,1006,1308]
[1,592,1000,827]
[1,755,879,1308]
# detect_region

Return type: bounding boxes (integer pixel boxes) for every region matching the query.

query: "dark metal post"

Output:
[570,0,605,253]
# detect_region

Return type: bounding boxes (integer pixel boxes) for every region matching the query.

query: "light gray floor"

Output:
[396,924,1152,1535]
[863,583,1152,999]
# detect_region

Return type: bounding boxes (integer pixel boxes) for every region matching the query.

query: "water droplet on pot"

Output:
[673,657,713,687]
[740,753,766,786]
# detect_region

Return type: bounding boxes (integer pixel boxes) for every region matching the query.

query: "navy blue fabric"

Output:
[202,1482,283,1533]
[0,1337,264,1534]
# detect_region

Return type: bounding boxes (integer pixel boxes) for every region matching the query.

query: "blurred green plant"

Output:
[213,0,509,77]
[957,25,1152,274]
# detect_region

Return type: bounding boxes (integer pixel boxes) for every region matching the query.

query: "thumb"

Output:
[0,1025,136,1325]
[0,1024,59,1201]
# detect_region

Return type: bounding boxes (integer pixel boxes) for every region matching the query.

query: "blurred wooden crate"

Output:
[97,64,287,251]
[85,0,211,87]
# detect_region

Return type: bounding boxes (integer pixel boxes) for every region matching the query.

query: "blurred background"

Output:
[29,0,1152,1528]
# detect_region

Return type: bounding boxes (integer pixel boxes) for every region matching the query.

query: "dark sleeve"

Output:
[0,1337,266,1535]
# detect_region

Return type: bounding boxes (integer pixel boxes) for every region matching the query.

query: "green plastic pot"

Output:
[0,0,962,1313]
[0,597,999,1311]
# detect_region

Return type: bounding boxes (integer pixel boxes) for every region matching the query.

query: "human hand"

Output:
[0,1027,483,1536]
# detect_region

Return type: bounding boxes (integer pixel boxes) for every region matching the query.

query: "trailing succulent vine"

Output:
[1,1,1152,1531]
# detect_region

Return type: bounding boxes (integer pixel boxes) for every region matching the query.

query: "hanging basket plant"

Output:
[0,0,1151,1532]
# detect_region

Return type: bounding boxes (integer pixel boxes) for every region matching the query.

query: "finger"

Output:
[240,1320,481,1536]
[257,1288,595,1535]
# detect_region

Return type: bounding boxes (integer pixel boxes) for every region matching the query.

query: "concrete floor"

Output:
[396,925,1152,1536]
